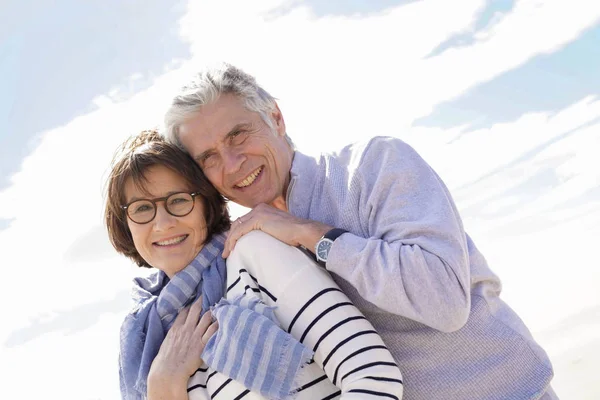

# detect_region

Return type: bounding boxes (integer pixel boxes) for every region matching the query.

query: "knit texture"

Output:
[287,136,554,400]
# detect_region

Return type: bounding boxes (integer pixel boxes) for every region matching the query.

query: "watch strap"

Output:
[323,228,348,242]
[315,228,348,267]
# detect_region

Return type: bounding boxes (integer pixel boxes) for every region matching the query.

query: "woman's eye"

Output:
[170,197,190,205]
[133,204,152,214]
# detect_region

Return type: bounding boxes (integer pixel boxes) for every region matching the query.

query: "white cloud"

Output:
[1,0,599,398]
[167,0,600,151]
[418,0,600,104]
[401,97,600,335]
[1,0,598,342]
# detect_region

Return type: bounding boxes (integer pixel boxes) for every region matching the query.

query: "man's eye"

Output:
[201,154,215,166]
[231,131,247,145]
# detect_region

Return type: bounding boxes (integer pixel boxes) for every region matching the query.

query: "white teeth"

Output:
[155,235,186,246]
[236,167,262,188]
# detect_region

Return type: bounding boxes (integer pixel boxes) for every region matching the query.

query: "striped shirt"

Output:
[185,231,404,399]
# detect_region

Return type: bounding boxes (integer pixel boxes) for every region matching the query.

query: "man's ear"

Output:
[271,103,286,137]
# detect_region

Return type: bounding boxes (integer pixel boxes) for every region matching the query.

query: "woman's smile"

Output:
[154,234,189,247]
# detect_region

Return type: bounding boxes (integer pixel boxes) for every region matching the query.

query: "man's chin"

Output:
[226,193,262,208]
[224,197,254,209]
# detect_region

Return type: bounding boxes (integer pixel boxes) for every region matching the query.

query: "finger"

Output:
[186,295,203,325]
[223,216,245,258]
[195,310,213,336]
[201,321,219,346]
[223,225,246,258]
[234,211,253,227]
[225,212,260,257]
[223,221,244,258]
[173,304,191,326]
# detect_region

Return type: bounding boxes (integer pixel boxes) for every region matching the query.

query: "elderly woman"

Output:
[105,130,403,400]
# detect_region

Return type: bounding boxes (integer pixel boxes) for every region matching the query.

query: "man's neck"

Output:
[269,169,292,212]
[270,196,288,212]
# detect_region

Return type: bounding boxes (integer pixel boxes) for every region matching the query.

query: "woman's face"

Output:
[124,165,208,278]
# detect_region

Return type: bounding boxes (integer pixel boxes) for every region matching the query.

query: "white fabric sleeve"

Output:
[226,231,404,400]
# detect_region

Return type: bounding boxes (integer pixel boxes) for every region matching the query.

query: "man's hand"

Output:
[222,203,332,258]
[147,297,217,400]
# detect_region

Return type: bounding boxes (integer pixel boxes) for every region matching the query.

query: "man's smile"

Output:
[234,166,263,189]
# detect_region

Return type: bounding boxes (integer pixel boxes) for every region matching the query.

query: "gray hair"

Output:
[163,63,294,151]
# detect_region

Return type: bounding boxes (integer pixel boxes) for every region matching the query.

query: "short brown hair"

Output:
[104,129,230,268]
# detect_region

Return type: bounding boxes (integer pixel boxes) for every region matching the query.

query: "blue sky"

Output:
[1,1,599,398]
[0,0,190,191]
[2,0,598,194]
[417,22,600,130]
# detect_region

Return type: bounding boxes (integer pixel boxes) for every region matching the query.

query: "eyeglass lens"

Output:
[127,192,195,224]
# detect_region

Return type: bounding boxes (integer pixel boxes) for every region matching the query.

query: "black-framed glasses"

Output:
[122,192,200,224]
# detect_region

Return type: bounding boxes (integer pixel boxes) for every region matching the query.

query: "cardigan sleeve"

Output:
[326,137,471,332]
[226,231,404,400]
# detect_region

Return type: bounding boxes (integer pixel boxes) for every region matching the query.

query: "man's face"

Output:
[178,93,293,209]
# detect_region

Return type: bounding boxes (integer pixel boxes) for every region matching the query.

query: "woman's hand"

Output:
[147,297,218,400]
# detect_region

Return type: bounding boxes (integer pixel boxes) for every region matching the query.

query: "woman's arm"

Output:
[146,298,218,400]
[147,372,189,400]
[227,231,404,400]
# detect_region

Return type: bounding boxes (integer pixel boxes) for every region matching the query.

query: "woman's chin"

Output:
[158,258,194,278]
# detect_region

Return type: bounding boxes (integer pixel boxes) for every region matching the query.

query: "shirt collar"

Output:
[287,150,320,216]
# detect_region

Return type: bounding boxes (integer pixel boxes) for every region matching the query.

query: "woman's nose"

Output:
[152,204,177,231]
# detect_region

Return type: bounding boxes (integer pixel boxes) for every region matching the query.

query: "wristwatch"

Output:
[315,228,347,266]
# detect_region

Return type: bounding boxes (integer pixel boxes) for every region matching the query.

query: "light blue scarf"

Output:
[118,234,313,399]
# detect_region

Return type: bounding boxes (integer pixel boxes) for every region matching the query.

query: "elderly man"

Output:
[163,64,556,400]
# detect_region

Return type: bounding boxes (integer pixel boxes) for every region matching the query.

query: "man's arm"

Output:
[222,203,332,258]
[325,137,471,332]
[223,138,471,333]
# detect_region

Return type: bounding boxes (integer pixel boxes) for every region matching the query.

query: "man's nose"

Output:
[222,148,244,174]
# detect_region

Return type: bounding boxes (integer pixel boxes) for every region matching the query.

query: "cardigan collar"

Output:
[286,150,321,218]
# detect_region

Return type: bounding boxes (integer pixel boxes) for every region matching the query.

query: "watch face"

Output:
[317,239,333,261]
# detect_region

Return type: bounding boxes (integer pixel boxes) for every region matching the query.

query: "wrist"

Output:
[148,368,188,400]
[314,228,348,266]
[298,221,332,251]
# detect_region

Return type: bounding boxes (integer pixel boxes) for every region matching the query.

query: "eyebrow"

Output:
[194,122,254,162]
[127,190,188,203]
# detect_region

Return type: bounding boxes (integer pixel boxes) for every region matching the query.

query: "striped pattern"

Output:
[152,235,313,400]
[119,235,228,400]
[120,234,314,400]
[185,231,403,399]
[157,236,225,328]
[202,296,312,399]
